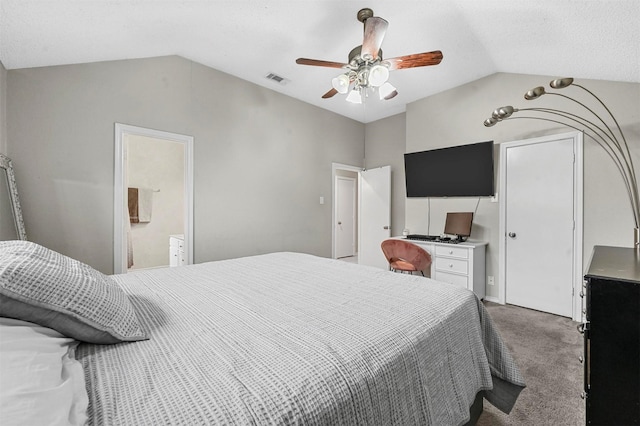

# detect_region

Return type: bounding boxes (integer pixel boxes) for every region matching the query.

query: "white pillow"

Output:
[0,317,89,426]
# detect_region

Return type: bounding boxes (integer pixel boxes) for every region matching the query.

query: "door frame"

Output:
[498,131,583,321]
[114,123,194,274]
[335,175,357,258]
[331,163,362,259]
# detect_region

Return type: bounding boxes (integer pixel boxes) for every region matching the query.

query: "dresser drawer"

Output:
[435,271,469,289]
[170,237,184,249]
[435,257,468,274]
[435,245,469,259]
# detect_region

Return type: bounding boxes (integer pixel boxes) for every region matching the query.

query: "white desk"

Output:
[395,237,487,299]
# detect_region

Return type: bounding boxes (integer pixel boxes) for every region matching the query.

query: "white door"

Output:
[358,166,391,269]
[503,136,576,317]
[335,176,356,258]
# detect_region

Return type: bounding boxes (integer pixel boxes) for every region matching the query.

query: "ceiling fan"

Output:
[296,8,443,104]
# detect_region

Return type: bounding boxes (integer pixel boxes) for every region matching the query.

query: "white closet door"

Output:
[504,137,575,317]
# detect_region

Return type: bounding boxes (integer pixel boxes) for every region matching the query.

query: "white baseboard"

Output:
[483,296,501,304]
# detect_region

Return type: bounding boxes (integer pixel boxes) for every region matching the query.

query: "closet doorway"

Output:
[114,124,193,274]
[335,176,357,259]
[332,163,361,260]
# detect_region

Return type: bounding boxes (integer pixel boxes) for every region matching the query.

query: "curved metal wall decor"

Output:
[484,78,639,249]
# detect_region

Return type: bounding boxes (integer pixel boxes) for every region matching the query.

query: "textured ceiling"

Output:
[1,0,639,123]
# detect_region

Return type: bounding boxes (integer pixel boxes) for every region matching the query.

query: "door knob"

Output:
[508,232,516,238]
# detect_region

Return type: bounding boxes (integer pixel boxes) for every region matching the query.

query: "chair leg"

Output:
[420,271,425,277]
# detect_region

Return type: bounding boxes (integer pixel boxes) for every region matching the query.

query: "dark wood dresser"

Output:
[583,246,640,425]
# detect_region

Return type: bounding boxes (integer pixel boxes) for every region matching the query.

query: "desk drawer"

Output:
[435,271,469,289]
[435,245,469,259]
[435,257,468,274]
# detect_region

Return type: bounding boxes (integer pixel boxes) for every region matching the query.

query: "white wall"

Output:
[127,134,184,270]
[405,72,640,300]
[6,56,365,273]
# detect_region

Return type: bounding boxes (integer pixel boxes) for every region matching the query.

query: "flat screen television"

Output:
[444,212,474,239]
[404,141,494,197]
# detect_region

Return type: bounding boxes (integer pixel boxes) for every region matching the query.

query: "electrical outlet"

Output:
[487,276,495,286]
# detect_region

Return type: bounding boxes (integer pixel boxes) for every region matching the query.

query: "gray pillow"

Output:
[0,240,147,344]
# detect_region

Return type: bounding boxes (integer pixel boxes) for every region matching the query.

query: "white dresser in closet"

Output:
[169,234,185,267]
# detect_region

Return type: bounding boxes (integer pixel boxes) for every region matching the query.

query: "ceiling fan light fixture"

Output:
[369,64,389,87]
[378,82,396,100]
[346,89,362,104]
[332,74,350,94]
[296,8,443,102]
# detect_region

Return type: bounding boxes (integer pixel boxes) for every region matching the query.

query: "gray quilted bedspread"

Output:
[77,252,524,425]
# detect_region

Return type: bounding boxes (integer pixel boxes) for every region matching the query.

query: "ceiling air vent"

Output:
[265,72,289,85]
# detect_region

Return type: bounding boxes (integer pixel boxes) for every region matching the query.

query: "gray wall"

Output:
[0,61,14,240]
[6,58,639,295]
[364,112,406,238]
[6,56,364,273]
[405,72,640,300]
[0,61,6,154]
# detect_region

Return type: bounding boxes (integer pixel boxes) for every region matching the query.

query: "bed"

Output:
[0,241,525,425]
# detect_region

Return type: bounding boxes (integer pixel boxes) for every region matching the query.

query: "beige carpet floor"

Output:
[477,302,585,425]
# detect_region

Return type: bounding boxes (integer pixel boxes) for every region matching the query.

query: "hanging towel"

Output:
[128,187,154,223]
[137,188,153,223]
[126,202,134,269]
[128,188,139,223]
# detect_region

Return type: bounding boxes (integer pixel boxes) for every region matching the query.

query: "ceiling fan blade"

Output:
[322,88,338,99]
[296,58,348,69]
[383,90,398,100]
[361,17,388,60]
[386,50,443,70]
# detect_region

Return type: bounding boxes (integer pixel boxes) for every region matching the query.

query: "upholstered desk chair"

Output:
[381,239,432,277]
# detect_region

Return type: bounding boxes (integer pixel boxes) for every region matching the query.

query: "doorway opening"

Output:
[332,163,361,261]
[114,124,194,274]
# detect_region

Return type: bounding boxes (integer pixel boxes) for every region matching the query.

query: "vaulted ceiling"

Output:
[1,0,638,123]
